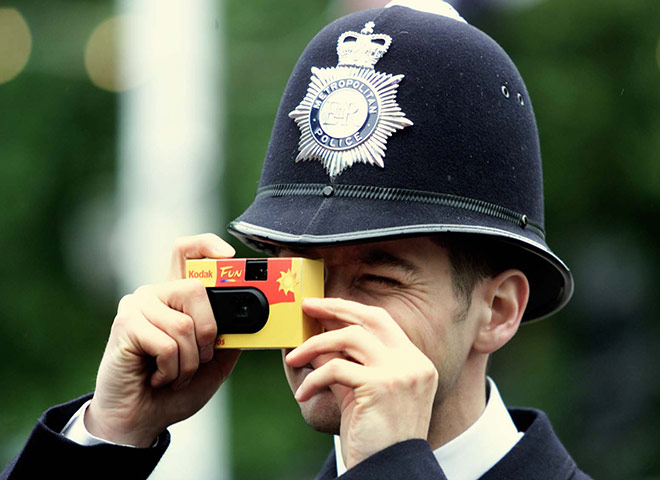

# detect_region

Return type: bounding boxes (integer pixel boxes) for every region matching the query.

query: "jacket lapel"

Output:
[315,450,338,480]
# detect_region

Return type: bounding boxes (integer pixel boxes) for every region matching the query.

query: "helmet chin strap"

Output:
[385,0,467,23]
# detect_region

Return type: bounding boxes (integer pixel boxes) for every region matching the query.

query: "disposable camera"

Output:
[185,257,324,349]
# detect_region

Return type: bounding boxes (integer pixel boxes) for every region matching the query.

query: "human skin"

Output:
[85,233,528,468]
[85,234,241,447]
[281,238,529,467]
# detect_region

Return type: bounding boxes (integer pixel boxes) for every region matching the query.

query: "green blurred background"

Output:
[1,0,659,478]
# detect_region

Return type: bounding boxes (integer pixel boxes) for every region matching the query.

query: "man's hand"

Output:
[86,233,241,447]
[285,298,439,468]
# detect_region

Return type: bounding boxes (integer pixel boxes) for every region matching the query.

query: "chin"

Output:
[298,389,341,435]
[282,350,341,434]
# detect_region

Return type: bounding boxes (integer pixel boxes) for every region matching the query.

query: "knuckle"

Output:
[326,358,343,373]
[345,324,371,344]
[112,303,139,331]
[174,315,195,336]
[411,361,438,390]
[117,293,134,311]
[180,360,198,377]
[378,377,397,394]
[345,324,363,336]
[424,360,438,377]
[133,284,154,298]
[172,236,191,253]
[197,322,217,344]
[160,340,178,358]
[112,310,129,327]
[426,365,439,385]
[186,279,207,299]
[110,314,127,335]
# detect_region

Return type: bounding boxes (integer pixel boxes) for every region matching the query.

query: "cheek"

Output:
[385,296,469,375]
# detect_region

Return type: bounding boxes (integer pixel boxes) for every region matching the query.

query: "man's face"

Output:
[281,236,480,434]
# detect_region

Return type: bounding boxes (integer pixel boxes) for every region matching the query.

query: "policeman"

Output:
[2,2,591,479]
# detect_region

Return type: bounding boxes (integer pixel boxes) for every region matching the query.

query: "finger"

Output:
[126,317,180,388]
[308,353,355,402]
[138,292,200,390]
[187,349,243,395]
[286,325,382,368]
[169,233,235,280]
[295,358,366,402]
[158,279,218,362]
[310,352,346,371]
[302,297,407,344]
[165,350,243,412]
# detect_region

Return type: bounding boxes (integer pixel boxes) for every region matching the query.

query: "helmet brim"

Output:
[228,193,573,322]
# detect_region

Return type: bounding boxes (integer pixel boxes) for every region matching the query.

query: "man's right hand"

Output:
[85,234,241,447]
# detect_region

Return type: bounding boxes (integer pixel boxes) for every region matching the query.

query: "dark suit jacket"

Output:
[1,396,592,479]
[1,394,169,480]
[315,408,593,480]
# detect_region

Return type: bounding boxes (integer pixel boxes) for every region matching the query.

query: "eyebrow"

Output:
[359,249,420,276]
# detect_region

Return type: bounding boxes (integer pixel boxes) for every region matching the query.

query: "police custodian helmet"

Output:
[228,1,574,321]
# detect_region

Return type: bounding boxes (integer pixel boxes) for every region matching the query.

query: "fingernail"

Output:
[200,345,214,363]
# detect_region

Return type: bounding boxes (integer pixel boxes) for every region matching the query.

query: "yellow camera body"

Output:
[185,257,324,349]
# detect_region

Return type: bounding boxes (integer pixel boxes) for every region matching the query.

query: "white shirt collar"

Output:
[334,377,522,479]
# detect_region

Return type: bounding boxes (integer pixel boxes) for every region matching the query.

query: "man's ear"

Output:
[473,269,529,354]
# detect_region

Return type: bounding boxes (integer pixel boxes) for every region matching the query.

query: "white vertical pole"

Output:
[115,0,229,479]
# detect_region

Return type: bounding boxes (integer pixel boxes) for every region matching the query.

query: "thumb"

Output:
[169,234,236,280]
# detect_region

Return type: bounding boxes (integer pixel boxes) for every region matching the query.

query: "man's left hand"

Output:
[285,297,439,469]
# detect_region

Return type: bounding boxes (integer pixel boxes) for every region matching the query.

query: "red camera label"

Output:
[216,260,245,283]
[198,258,298,305]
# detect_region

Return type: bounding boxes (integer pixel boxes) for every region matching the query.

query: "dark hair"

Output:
[432,234,511,312]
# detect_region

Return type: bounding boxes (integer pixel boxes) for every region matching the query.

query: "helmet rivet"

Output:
[322,185,335,197]
[519,214,528,228]
[501,85,510,98]
[517,93,525,106]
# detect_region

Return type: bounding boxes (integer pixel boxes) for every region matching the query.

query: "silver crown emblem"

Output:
[289,22,413,178]
[336,21,392,69]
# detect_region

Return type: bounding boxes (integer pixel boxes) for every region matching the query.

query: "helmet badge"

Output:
[289,22,413,178]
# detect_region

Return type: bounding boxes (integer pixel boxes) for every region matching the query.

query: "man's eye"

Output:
[360,274,401,287]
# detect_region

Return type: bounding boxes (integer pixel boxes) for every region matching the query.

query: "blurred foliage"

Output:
[0,0,118,463]
[0,0,659,479]
[473,1,660,478]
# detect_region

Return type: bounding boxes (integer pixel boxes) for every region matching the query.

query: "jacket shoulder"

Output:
[480,408,593,480]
